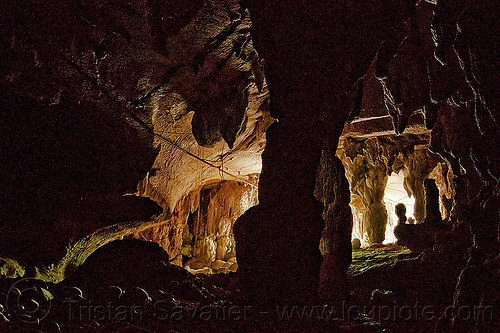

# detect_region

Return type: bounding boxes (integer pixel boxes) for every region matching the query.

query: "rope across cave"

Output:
[127,112,258,189]
[62,55,257,188]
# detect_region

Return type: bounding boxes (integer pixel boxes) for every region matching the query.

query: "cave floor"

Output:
[349,244,420,276]
[0,241,468,333]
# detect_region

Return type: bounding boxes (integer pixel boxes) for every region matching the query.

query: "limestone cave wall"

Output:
[372,0,500,327]
[0,0,271,274]
[134,180,257,274]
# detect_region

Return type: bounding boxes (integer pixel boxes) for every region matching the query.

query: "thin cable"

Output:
[127,111,258,189]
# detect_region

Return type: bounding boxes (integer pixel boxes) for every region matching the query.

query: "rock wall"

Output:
[1,0,499,326]
[134,180,258,274]
[376,0,500,328]
[0,0,167,266]
[235,0,416,305]
[125,0,271,269]
[187,181,258,272]
[0,0,271,272]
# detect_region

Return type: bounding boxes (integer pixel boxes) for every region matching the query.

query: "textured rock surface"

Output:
[0,0,271,272]
[234,0,415,305]
[376,0,500,328]
[122,0,271,270]
[135,180,258,273]
[428,161,455,220]
[340,138,390,245]
[400,148,439,222]
[315,150,353,303]
[0,0,166,266]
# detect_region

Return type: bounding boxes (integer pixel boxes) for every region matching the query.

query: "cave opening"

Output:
[383,172,415,244]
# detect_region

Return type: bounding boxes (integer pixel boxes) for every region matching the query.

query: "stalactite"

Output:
[429,161,455,220]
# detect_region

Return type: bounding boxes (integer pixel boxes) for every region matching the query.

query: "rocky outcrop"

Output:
[124,0,271,271]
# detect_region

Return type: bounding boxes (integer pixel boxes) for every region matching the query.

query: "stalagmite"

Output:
[315,150,353,303]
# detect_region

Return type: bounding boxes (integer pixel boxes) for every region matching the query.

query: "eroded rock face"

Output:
[376,0,500,327]
[126,0,271,269]
[0,0,167,266]
[1,1,499,328]
[429,161,455,220]
[400,148,439,222]
[0,0,271,272]
[234,0,417,305]
[187,181,257,272]
[340,138,390,245]
[135,180,258,273]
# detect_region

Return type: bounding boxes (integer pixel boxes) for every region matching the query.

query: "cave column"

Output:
[340,138,390,245]
[315,150,353,302]
[401,149,438,222]
[234,106,326,304]
[362,169,389,245]
[234,0,388,305]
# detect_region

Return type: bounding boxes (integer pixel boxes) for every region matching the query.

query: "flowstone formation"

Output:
[135,180,258,274]
[128,0,272,271]
[401,148,439,222]
[428,161,455,220]
[340,138,390,245]
[315,150,353,303]
[338,135,437,246]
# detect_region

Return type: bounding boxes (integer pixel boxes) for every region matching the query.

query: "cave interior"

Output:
[0,0,499,332]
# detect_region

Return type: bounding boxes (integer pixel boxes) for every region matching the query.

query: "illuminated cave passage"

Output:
[337,134,450,248]
[1,1,499,332]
